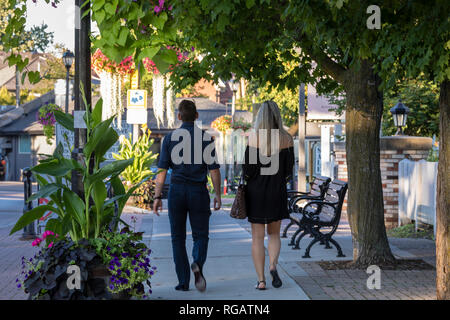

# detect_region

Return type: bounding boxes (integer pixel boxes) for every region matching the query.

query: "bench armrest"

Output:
[301,200,338,219]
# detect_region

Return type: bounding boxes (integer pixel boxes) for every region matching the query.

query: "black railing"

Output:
[20,167,36,240]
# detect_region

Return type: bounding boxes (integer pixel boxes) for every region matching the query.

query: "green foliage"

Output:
[112,124,158,189]
[383,78,440,137]
[90,227,155,298]
[87,0,178,73]
[0,0,54,84]
[373,0,449,87]
[10,98,139,240]
[387,223,434,241]
[251,82,299,127]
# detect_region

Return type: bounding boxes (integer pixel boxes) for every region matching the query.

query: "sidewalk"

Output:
[0,200,436,300]
[139,202,309,300]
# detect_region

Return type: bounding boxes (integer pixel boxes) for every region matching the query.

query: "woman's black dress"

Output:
[242,145,295,224]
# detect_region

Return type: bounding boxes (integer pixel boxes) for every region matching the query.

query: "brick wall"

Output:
[334,136,432,229]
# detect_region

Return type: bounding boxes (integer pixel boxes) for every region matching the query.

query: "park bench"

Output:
[282,175,331,240]
[289,179,348,258]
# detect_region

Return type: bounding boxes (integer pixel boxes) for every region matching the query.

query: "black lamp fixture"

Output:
[62,50,75,70]
[62,50,75,113]
[390,99,410,135]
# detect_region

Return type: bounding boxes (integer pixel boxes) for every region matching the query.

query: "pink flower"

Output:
[31,238,42,247]
[42,230,55,239]
[48,242,54,248]
[168,5,173,10]
[154,6,162,13]
[159,0,165,7]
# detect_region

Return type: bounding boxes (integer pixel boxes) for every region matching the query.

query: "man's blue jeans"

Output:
[167,183,211,287]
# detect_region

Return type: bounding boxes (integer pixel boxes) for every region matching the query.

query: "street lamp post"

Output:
[62,50,74,114]
[230,75,238,123]
[390,99,410,135]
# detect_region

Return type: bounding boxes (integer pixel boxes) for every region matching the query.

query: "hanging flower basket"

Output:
[211,115,232,133]
[36,103,61,145]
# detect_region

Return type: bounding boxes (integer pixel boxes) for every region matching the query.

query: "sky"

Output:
[25,0,98,54]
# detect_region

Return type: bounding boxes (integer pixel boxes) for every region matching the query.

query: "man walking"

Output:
[153,99,222,292]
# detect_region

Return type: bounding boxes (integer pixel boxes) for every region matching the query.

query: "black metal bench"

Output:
[289,179,348,258]
[282,175,331,240]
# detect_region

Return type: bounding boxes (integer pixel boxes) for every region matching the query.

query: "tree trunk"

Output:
[436,79,450,299]
[343,60,396,267]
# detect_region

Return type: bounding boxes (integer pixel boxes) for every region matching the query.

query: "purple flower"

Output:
[134,267,139,272]
[17,284,21,288]
[154,6,162,13]
[159,0,165,7]
[168,5,173,11]
[109,284,114,290]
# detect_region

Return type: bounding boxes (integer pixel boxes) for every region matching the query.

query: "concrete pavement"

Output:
[139,204,309,300]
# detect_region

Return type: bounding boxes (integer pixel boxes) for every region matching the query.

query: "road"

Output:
[0,182,35,229]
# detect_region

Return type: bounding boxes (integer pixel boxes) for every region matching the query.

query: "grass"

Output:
[387,223,434,240]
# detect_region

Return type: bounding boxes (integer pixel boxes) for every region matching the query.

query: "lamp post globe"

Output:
[62,50,75,70]
[390,99,410,135]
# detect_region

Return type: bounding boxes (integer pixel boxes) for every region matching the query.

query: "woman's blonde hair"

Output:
[252,100,292,156]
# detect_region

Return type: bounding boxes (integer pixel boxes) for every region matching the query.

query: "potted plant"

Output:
[11,98,155,300]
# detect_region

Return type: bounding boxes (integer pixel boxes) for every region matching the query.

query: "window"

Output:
[19,135,31,154]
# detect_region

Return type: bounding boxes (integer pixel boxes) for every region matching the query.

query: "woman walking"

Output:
[242,100,295,290]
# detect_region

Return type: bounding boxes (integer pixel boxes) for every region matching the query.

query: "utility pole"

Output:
[72,0,90,196]
[15,66,20,108]
[298,83,307,192]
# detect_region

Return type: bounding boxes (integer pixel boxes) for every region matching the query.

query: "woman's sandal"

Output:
[255,280,266,290]
[270,269,282,288]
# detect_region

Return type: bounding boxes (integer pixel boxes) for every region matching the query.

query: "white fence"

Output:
[398,159,438,235]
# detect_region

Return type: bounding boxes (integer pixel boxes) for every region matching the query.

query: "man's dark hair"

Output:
[178,99,197,122]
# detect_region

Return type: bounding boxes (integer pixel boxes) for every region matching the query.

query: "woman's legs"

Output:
[251,223,266,288]
[267,220,281,271]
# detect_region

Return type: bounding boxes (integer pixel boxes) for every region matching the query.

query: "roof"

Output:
[0,91,55,135]
[0,52,55,91]
[0,94,253,136]
[143,97,253,134]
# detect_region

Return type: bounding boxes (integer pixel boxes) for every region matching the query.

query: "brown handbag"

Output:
[230,175,247,219]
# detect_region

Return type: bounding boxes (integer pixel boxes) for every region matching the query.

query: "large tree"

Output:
[171,0,400,266]
[373,0,449,299]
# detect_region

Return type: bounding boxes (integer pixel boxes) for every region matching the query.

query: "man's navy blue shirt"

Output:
[158,122,220,184]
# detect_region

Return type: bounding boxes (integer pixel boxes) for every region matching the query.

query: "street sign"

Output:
[126,89,148,124]
[127,89,147,109]
[126,109,147,124]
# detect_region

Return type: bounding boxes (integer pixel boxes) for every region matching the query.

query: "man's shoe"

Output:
[175,284,189,291]
[191,262,206,292]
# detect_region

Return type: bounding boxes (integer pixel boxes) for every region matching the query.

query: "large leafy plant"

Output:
[10,98,140,240]
[112,124,158,189]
